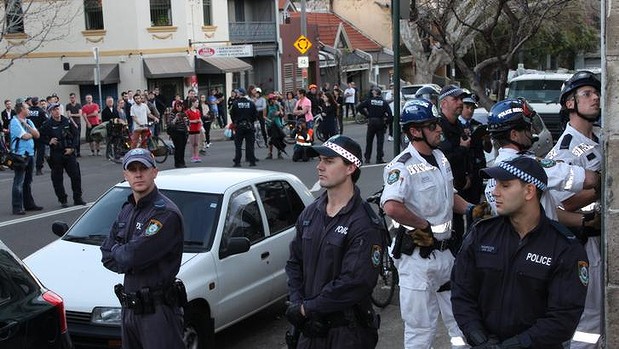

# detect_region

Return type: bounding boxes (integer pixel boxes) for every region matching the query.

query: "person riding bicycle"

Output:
[380,98,473,348]
[130,94,159,149]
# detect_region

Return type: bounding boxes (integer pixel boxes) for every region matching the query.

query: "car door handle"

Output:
[261,251,270,259]
[0,320,19,341]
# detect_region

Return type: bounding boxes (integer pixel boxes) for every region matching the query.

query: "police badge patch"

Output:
[371,245,382,268]
[145,219,163,236]
[387,169,400,185]
[537,158,556,168]
[578,261,589,286]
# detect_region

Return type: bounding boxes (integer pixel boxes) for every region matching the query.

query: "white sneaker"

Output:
[206,142,211,148]
[387,135,394,142]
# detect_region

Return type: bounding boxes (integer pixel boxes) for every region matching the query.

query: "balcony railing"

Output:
[229,21,276,43]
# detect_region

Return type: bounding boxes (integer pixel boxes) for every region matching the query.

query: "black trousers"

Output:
[34,139,45,171]
[169,131,188,168]
[49,152,82,203]
[365,119,385,161]
[234,127,256,165]
[345,103,356,118]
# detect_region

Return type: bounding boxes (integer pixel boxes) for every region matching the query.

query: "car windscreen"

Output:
[63,187,222,253]
[401,86,420,98]
[507,80,565,103]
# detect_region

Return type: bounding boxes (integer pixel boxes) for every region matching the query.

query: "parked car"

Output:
[0,240,72,349]
[25,168,315,349]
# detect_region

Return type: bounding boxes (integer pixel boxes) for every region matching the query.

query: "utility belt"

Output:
[395,230,457,259]
[114,279,187,315]
[301,306,379,338]
[236,119,253,131]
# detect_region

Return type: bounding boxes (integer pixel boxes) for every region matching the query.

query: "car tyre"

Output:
[184,304,214,349]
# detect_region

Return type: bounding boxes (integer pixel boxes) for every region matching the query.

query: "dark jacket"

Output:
[101,106,120,123]
[286,187,382,317]
[357,97,392,122]
[451,213,588,348]
[101,188,184,293]
[439,114,470,190]
[39,117,76,153]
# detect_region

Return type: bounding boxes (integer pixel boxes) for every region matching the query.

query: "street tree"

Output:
[0,0,80,73]
[401,0,579,109]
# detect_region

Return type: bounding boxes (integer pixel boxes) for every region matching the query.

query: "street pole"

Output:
[392,0,401,157]
[93,47,102,108]
[300,0,308,88]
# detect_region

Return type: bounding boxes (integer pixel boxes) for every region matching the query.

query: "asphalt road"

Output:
[0,122,450,348]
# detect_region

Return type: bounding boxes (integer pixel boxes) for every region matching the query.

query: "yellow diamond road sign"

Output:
[293,35,312,55]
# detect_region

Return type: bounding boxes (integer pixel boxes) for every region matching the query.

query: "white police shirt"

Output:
[380,143,454,240]
[484,147,586,220]
[546,123,601,203]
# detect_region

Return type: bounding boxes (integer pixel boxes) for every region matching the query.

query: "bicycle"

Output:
[366,188,398,308]
[313,113,327,142]
[106,120,170,164]
[254,120,264,148]
[355,112,368,125]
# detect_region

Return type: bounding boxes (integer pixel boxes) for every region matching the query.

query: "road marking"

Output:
[0,203,91,228]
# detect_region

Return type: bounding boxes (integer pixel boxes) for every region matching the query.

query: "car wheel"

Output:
[184,304,214,349]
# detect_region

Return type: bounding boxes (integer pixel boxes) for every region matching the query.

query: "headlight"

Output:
[91,307,122,326]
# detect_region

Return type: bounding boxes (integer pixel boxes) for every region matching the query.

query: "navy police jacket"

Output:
[286,187,382,317]
[101,187,184,293]
[451,212,588,348]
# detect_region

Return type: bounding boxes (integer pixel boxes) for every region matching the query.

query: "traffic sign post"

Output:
[293,35,312,55]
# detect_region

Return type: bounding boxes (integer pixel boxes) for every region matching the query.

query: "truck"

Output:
[505,70,573,142]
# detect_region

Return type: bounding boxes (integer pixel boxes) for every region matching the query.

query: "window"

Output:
[202,0,212,26]
[150,0,172,26]
[256,181,305,235]
[234,0,245,22]
[221,187,265,245]
[84,0,103,30]
[5,0,24,34]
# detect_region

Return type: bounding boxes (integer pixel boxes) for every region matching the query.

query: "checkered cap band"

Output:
[323,141,362,168]
[439,87,464,101]
[497,161,547,191]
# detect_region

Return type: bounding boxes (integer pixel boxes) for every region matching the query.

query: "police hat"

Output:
[438,85,466,101]
[47,103,61,112]
[307,135,362,168]
[122,148,157,170]
[237,87,247,96]
[480,156,548,191]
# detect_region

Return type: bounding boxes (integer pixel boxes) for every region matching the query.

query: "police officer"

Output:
[100,148,185,349]
[230,87,258,167]
[451,156,589,349]
[285,135,382,349]
[27,97,48,175]
[545,71,602,349]
[380,98,470,348]
[357,87,392,164]
[484,98,599,222]
[39,103,85,208]
[437,85,471,242]
[458,93,491,205]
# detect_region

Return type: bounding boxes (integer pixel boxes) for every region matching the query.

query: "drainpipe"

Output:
[274,0,282,92]
[356,49,374,87]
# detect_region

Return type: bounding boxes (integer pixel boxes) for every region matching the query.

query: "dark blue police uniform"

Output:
[286,187,382,349]
[101,187,185,349]
[39,116,83,206]
[451,213,589,348]
[357,96,392,163]
[230,96,258,166]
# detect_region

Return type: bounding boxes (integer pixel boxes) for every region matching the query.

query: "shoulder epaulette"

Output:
[560,134,573,150]
[153,199,167,210]
[397,152,412,164]
[549,220,577,241]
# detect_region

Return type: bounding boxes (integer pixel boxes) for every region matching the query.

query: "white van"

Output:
[506,72,572,142]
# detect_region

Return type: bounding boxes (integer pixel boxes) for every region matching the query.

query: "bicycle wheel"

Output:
[314,119,327,142]
[355,113,368,124]
[254,126,264,148]
[148,137,169,163]
[107,138,125,163]
[371,251,397,308]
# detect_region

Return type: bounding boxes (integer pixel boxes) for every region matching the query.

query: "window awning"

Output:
[143,56,194,78]
[196,57,252,74]
[59,64,120,85]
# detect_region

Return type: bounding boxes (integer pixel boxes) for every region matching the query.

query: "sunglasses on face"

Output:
[422,120,440,131]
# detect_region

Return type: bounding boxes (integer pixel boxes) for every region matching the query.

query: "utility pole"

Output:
[392,0,401,157]
[300,0,308,88]
[93,47,102,108]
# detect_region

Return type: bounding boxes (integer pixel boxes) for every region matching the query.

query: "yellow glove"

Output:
[409,222,434,247]
[471,202,491,219]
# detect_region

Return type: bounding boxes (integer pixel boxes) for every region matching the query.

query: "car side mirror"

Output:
[51,221,70,238]
[219,237,250,259]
